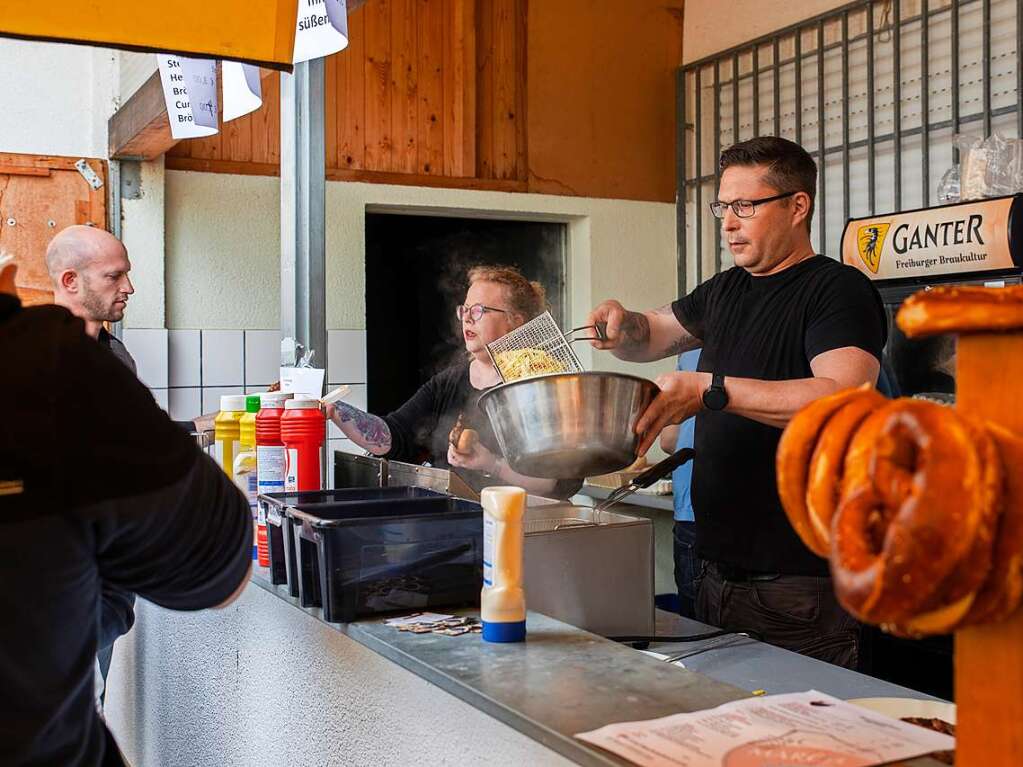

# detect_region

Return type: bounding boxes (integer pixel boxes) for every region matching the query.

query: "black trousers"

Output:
[696,562,860,669]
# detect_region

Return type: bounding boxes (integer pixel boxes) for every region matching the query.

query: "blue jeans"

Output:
[673,520,702,619]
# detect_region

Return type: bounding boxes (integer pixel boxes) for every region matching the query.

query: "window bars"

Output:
[676,0,1021,296]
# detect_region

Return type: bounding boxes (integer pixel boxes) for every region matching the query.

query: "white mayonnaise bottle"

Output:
[480,486,527,643]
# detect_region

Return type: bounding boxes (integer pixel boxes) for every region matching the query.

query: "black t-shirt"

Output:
[671,256,887,575]
[383,361,581,499]
[0,295,252,767]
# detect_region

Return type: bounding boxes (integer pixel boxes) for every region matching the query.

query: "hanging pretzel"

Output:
[898,284,1023,338]
[777,393,1023,635]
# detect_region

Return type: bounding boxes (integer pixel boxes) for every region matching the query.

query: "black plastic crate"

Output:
[259,487,467,605]
[294,498,483,622]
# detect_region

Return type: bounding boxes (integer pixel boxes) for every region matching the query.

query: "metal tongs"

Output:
[567,321,608,344]
[593,447,695,523]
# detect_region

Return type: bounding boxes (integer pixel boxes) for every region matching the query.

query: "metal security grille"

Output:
[676,0,1022,296]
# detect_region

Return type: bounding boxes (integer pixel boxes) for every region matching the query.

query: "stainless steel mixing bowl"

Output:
[477,371,659,478]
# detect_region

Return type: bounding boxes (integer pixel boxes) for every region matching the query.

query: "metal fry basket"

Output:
[486,311,603,383]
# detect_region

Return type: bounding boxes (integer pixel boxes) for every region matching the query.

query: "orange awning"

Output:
[1,1,299,70]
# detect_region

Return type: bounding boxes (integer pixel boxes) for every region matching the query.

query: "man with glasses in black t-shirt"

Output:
[586,136,887,669]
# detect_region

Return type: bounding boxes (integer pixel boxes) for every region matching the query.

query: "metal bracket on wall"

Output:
[74,159,104,190]
[119,160,142,200]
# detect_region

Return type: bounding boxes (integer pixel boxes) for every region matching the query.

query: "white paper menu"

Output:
[575,691,954,767]
[157,55,219,140]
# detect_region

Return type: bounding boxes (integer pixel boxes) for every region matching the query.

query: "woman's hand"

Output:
[448,438,500,475]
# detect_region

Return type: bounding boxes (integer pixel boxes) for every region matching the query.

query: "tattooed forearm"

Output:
[614,303,700,362]
[334,401,392,452]
[618,311,652,353]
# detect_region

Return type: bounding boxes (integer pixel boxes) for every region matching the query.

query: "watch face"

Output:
[703,387,728,411]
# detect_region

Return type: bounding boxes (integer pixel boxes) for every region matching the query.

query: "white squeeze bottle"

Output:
[480,486,527,643]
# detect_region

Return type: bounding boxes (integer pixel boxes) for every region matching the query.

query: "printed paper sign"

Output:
[222,61,263,121]
[279,366,325,398]
[178,57,219,130]
[157,55,218,139]
[293,0,349,64]
[575,690,954,767]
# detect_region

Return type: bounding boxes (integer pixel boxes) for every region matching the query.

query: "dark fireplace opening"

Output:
[365,213,568,416]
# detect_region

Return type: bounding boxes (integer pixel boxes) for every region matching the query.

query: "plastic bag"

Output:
[954,133,1021,200]
[936,164,960,203]
[980,133,1017,197]
[956,134,984,200]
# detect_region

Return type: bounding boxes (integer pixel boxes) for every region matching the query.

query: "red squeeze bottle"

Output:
[255,392,292,567]
[281,398,326,493]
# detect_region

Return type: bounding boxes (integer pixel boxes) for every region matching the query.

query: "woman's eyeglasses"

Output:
[456,303,509,322]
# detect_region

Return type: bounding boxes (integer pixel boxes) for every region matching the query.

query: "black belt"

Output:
[712,562,781,582]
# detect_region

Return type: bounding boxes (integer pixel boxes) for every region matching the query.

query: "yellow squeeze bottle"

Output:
[214,395,246,480]
[480,486,527,643]
[234,395,262,560]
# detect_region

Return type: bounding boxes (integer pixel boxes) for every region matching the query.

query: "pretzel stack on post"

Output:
[777,284,1023,765]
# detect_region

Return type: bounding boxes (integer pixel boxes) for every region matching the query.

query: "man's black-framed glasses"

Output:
[456,303,509,322]
[709,191,798,219]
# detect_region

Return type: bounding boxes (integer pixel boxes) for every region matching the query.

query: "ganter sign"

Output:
[841,196,1022,281]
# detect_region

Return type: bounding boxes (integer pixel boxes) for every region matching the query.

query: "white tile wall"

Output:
[201,330,244,386]
[327,330,367,383]
[202,386,245,415]
[122,328,168,389]
[169,387,202,423]
[120,328,371,432]
[169,329,201,387]
[245,330,280,386]
[327,383,368,412]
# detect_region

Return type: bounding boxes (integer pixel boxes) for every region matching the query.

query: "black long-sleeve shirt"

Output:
[382,361,582,499]
[0,296,252,767]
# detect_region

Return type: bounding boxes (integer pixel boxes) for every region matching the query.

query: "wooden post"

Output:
[955,333,1023,763]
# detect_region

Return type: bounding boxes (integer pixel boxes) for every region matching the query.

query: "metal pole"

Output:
[842,12,850,223]
[894,0,903,210]
[752,47,760,137]
[280,60,328,480]
[817,21,827,253]
[676,68,688,299]
[952,0,961,163]
[795,30,803,145]
[982,0,992,137]
[867,4,876,215]
[922,0,931,205]
[695,67,704,285]
[714,61,722,275]
[1017,0,1022,138]
[773,38,781,136]
[732,53,740,143]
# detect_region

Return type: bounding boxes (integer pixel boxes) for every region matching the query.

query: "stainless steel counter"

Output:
[253,570,946,765]
[104,568,949,766]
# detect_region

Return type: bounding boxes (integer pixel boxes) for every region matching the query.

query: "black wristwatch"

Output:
[702,372,729,411]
